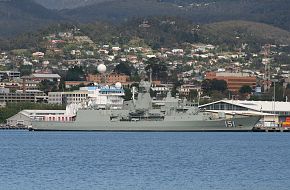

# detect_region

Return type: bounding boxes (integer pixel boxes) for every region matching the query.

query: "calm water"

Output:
[0,131,290,190]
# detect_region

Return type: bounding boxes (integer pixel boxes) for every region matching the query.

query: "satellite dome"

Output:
[115,82,122,89]
[97,64,107,74]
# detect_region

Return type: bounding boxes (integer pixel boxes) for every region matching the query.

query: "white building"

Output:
[199,100,290,126]
[7,109,67,127]
[179,85,201,97]
[80,85,125,109]
[48,91,88,105]
[49,85,125,109]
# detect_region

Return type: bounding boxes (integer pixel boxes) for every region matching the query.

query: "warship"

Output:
[30,81,261,131]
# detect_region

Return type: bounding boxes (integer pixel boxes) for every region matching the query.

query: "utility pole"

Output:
[274,80,276,114]
[263,44,271,92]
[272,79,278,125]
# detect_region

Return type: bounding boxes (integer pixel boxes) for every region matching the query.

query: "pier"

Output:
[252,126,290,132]
[0,124,27,130]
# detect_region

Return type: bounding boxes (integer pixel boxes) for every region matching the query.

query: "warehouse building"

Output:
[199,100,290,127]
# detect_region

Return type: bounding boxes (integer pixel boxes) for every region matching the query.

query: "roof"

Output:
[199,100,290,112]
[7,110,67,121]
[205,110,275,116]
[31,74,61,79]
[63,91,88,94]
[22,110,66,114]
[21,110,66,117]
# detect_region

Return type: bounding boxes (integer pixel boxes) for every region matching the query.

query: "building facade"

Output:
[48,91,88,105]
[178,85,201,97]
[86,73,129,84]
[199,100,290,127]
[49,84,125,110]
[0,71,20,81]
[7,110,67,127]
[205,72,256,92]
[0,90,47,103]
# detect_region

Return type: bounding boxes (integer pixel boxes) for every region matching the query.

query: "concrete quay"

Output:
[0,124,28,130]
[252,126,290,132]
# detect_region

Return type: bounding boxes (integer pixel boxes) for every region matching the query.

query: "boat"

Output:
[30,81,261,131]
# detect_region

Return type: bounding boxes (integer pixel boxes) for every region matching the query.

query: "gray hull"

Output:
[31,110,260,131]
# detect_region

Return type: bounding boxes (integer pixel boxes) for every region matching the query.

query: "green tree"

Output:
[210,90,226,101]
[38,80,58,93]
[201,79,212,95]
[123,88,132,101]
[239,85,252,94]
[114,62,132,76]
[188,89,198,102]
[211,79,227,92]
[130,71,141,82]
[171,80,183,97]
[66,66,85,81]
[145,58,168,81]
[201,79,227,96]
[19,65,32,76]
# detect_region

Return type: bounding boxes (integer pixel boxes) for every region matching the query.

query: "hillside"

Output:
[2,17,290,51]
[79,18,290,50]
[34,0,109,10]
[60,0,183,23]
[199,20,290,46]
[79,17,195,48]
[1,0,290,36]
[59,0,290,31]
[0,0,62,36]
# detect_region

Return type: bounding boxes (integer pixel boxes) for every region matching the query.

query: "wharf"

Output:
[252,127,290,132]
[0,124,28,130]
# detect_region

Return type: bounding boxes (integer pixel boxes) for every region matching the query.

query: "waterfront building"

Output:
[199,100,290,126]
[7,110,67,127]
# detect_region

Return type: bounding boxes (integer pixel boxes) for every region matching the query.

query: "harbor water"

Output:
[0,131,290,190]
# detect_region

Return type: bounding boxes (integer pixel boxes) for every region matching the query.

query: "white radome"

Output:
[97,64,107,73]
[115,82,122,89]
